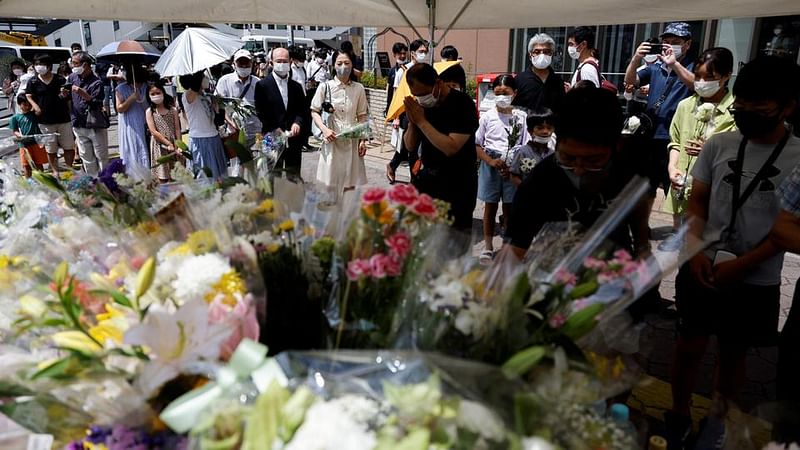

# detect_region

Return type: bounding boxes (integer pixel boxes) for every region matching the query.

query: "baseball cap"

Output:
[660,22,692,39]
[233,49,253,61]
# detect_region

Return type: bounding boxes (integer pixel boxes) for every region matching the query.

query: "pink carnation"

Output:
[583,256,607,271]
[385,254,402,277]
[554,268,578,286]
[622,260,641,276]
[208,293,260,361]
[346,259,372,281]
[613,249,633,263]
[412,194,437,219]
[362,187,387,205]
[549,313,566,329]
[388,184,419,207]
[369,253,393,279]
[385,232,412,258]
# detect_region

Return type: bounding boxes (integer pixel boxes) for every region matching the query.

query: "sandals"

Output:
[479,250,495,265]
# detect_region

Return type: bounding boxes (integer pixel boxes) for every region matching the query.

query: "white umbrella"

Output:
[154,27,243,77]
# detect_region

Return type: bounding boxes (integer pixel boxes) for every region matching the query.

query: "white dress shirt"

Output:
[272,71,289,109]
[215,72,262,137]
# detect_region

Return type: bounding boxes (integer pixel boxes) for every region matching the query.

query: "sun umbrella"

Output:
[385,60,461,122]
[96,40,162,63]
[154,27,243,77]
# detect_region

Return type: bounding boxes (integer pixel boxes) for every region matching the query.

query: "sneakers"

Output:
[664,411,692,450]
[694,416,726,450]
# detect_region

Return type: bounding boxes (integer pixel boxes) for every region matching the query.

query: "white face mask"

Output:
[531,54,552,69]
[201,77,210,90]
[532,135,551,145]
[623,91,634,101]
[34,65,49,75]
[416,86,438,108]
[335,65,351,79]
[644,54,659,64]
[273,62,290,76]
[12,69,24,77]
[671,45,683,59]
[567,45,580,60]
[494,95,513,109]
[236,66,252,78]
[694,80,721,98]
[415,51,428,62]
[316,57,324,64]
[150,95,164,104]
[72,66,84,75]
[396,58,406,65]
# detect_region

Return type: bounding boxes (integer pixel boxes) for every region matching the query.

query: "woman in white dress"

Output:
[311,51,368,192]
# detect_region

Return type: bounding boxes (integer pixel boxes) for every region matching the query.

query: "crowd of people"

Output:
[4,24,800,448]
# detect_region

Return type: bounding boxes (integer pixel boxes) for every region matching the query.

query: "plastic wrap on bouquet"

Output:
[336,121,372,140]
[231,350,533,449]
[390,235,531,365]
[324,185,451,350]
[255,130,290,182]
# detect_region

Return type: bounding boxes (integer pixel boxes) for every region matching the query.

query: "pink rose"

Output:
[388,184,419,207]
[554,268,577,286]
[385,254,402,277]
[412,194,437,219]
[346,259,372,281]
[369,254,391,279]
[385,232,412,258]
[362,187,387,205]
[208,294,260,361]
[548,313,566,329]
[622,260,640,276]
[613,249,633,263]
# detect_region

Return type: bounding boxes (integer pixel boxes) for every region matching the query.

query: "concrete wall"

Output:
[374,28,510,77]
[46,21,158,54]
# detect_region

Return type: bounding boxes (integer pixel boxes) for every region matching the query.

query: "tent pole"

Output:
[427,0,436,61]
[387,0,426,41]
[436,0,473,44]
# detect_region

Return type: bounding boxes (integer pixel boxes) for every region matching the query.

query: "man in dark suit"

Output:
[255,47,306,174]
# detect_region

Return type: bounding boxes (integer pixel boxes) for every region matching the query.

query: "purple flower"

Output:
[98,159,126,194]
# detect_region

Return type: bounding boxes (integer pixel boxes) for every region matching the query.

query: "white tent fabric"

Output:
[0,0,798,30]
[153,27,244,77]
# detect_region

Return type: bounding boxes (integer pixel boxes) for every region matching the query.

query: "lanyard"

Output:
[728,130,790,233]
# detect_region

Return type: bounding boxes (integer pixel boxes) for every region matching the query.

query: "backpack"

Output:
[576,60,618,94]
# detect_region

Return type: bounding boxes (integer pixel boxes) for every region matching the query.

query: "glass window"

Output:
[54,38,62,47]
[83,22,92,47]
[755,15,799,63]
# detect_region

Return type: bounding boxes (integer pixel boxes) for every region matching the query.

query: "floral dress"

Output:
[150,107,179,180]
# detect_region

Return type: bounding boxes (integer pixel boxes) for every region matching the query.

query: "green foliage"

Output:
[465,77,478,100]
[360,71,388,90]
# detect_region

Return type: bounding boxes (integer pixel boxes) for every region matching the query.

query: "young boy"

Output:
[509,108,556,187]
[668,56,800,449]
[9,94,48,178]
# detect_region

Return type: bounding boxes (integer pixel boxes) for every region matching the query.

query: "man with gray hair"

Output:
[512,33,566,112]
[68,51,109,176]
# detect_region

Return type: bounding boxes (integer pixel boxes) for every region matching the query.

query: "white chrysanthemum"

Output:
[172,253,231,304]
[429,279,472,311]
[285,396,378,450]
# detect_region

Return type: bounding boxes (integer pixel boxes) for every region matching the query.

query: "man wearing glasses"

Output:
[512,33,566,113]
[507,87,650,259]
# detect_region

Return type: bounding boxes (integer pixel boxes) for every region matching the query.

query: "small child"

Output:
[9,94,48,178]
[510,109,557,187]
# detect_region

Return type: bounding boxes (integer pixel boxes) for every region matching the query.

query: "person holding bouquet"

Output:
[476,74,529,263]
[311,50,369,192]
[660,47,737,251]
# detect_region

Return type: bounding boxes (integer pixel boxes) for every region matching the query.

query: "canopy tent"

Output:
[1,0,797,33]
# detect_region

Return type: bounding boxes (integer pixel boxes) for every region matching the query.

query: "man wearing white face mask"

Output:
[406,39,429,69]
[68,51,109,176]
[624,22,696,200]
[513,33,566,112]
[255,47,306,174]
[215,49,262,153]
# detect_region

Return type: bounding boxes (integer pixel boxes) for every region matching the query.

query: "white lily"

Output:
[123,300,230,397]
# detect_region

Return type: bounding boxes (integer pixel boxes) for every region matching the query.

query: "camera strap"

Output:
[651,73,677,114]
[727,129,790,233]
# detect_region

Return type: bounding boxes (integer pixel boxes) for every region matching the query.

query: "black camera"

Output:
[647,38,663,55]
[321,102,335,113]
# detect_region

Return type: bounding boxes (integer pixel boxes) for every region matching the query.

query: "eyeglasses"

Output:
[530,49,553,56]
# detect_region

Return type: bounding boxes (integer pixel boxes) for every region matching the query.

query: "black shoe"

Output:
[664,411,692,450]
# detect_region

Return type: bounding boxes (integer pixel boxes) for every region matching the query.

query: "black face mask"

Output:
[733,110,783,139]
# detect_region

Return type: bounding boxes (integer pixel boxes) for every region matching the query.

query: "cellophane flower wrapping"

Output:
[191,350,539,450]
[325,184,451,349]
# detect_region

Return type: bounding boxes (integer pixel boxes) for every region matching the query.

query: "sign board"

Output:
[374,51,391,77]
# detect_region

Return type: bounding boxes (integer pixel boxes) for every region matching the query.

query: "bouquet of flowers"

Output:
[336,121,372,140]
[327,184,449,349]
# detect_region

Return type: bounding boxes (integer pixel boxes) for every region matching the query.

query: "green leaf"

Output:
[224,140,254,164]
[569,280,599,299]
[175,139,189,151]
[31,357,73,380]
[42,318,67,327]
[502,346,547,379]
[90,289,133,308]
[560,303,604,340]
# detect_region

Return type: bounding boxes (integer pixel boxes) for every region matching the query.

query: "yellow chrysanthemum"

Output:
[204,270,247,306]
[169,230,217,256]
[279,219,295,232]
[255,199,275,214]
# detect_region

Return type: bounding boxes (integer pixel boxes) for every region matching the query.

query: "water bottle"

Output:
[609,403,638,447]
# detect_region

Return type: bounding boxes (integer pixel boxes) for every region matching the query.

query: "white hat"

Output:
[233,49,253,61]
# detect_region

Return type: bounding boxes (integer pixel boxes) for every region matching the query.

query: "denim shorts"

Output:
[478,157,516,203]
